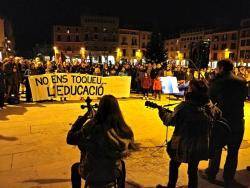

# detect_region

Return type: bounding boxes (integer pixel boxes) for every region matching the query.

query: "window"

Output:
[66,46,72,51]
[213,36,219,41]
[241,31,246,38]
[241,40,246,46]
[231,33,237,40]
[221,43,227,50]
[240,50,245,58]
[57,27,60,31]
[122,49,126,56]
[213,44,218,50]
[94,34,98,40]
[67,35,71,42]
[142,34,145,39]
[121,37,127,45]
[142,42,146,48]
[230,43,236,49]
[76,35,80,42]
[229,53,235,59]
[132,49,136,56]
[57,35,61,41]
[132,38,137,45]
[246,39,250,46]
[76,28,79,32]
[85,34,89,41]
[213,53,218,60]
[246,50,250,59]
[94,27,98,32]
[221,34,227,41]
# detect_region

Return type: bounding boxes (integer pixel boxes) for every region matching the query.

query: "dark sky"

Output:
[1,0,250,56]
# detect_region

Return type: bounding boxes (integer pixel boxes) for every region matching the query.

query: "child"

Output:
[153,76,162,100]
[142,73,151,100]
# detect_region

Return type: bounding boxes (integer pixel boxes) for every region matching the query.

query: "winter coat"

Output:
[209,72,247,133]
[153,79,162,91]
[142,77,151,89]
[159,100,221,163]
[67,114,132,182]
[0,70,5,93]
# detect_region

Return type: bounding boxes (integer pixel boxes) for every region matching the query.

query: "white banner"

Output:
[28,73,131,101]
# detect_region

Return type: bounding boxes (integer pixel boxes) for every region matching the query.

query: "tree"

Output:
[145,32,166,64]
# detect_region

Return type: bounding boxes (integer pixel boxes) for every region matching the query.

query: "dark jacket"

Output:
[0,69,5,93]
[209,72,247,133]
[67,114,132,182]
[159,99,221,163]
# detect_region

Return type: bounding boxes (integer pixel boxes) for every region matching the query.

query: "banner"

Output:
[28,73,131,101]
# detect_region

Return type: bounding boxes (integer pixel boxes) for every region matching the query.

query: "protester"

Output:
[200,59,248,187]
[142,72,151,100]
[67,95,134,188]
[0,63,5,109]
[153,75,162,100]
[156,79,221,188]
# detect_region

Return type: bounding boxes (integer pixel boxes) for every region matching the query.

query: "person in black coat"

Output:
[157,79,221,188]
[0,63,5,109]
[200,59,247,187]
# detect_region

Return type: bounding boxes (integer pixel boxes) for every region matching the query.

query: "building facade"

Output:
[165,19,250,67]
[238,18,250,64]
[210,30,238,61]
[81,15,119,59]
[118,29,151,62]
[53,16,151,63]
[53,25,83,57]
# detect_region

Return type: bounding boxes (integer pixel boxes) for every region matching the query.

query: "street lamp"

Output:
[224,48,230,59]
[116,48,122,62]
[80,47,86,60]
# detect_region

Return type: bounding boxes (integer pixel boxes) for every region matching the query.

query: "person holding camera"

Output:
[67,95,134,188]
[156,79,221,188]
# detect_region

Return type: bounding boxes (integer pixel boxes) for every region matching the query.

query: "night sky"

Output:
[1,0,250,57]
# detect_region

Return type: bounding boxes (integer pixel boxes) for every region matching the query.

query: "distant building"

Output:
[53,15,151,64]
[118,29,151,63]
[165,20,250,66]
[210,30,238,61]
[81,15,119,61]
[0,17,14,60]
[0,18,4,57]
[53,25,83,57]
[238,18,250,64]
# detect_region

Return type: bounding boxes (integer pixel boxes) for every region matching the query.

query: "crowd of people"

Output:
[0,56,249,109]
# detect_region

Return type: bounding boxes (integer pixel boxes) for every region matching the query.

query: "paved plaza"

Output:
[0,96,250,188]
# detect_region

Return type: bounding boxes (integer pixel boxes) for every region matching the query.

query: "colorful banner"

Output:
[28,73,131,101]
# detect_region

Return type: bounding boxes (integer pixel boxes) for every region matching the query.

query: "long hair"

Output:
[94,95,134,139]
[185,79,209,106]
